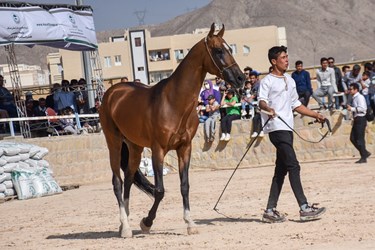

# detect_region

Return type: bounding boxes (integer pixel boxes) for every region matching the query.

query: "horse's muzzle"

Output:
[222,68,245,89]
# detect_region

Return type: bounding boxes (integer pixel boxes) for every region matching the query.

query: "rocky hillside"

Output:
[1,0,374,69]
[149,0,375,67]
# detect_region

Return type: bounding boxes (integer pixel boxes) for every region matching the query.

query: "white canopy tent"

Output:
[0,1,103,138]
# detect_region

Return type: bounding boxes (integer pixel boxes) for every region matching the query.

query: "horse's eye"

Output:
[215,48,224,55]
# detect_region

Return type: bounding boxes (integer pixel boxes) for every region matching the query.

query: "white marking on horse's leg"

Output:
[119,203,132,238]
[184,209,199,235]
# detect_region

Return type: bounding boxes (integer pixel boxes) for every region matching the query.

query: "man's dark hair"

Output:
[342,65,350,72]
[363,71,371,77]
[295,60,303,67]
[364,62,373,71]
[249,71,258,77]
[327,57,335,62]
[243,66,253,72]
[268,46,287,64]
[38,97,46,102]
[350,83,359,91]
[320,57,328,64]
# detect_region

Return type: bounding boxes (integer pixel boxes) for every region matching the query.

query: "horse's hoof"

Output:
[187,226,199,235]
[119,225,133,238]
[140,218,151,234]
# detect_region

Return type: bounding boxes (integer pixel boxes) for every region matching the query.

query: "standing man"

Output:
[347,83,371,163]
[258,46,326,223]
[291,60,312,107]
[328,57,345,109]
[312,57,337,110]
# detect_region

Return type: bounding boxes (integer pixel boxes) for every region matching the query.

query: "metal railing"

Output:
[0,113,99,137]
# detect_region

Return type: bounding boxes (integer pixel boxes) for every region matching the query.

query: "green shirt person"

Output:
[220,88,241,141]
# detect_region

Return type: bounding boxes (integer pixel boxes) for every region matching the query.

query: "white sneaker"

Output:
[259,131,265,137]
[224,133,231,141]
[251,132,258,138]
[220,133,226,141]
[241,110,247,116]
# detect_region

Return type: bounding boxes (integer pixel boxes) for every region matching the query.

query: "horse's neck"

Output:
[165,41,207,104]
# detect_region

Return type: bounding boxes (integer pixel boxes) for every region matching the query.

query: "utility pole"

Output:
[75,0,95,109]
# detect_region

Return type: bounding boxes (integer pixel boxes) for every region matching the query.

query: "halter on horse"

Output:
[99,23,245,238]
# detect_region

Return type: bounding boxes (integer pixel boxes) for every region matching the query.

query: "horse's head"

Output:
[204,23,245,89]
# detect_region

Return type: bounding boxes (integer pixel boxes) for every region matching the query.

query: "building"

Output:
[0,63,48,89]
[48,25,287,88]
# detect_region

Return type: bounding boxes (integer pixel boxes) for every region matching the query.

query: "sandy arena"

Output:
[1,157,374,250]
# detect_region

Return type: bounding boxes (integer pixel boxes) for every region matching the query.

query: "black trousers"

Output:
[298,90,312,107]
[252,112,262,133]
[266,130,307,209]
[350,116,367,159]
[220,114,240,134]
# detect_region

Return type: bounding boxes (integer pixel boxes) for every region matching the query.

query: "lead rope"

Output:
[213,110,332,217]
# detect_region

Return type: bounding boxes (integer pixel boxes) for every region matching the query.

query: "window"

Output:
[138,66,144,71]
[135,37,141,47]
[149,70,173,83]
[174,49,184,62]
[229,44,237,55]
[149,49,170,62]
[243,45,250,55]
[114,55,122,66]
[104,56,111,68]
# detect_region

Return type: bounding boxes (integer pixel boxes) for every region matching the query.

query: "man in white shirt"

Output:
[312,57,337,110]
[347,83,371,163]
[258,46,326,223]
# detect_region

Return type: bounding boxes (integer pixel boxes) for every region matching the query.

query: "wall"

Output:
[9,112,375,186]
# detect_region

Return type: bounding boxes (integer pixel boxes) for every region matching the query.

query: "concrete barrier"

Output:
[5,111,375,186]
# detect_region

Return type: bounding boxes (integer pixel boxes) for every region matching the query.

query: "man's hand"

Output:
[316,113,326,123]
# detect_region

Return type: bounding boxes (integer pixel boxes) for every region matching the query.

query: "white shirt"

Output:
[258,73,301,133]
[316,67,337,92]
[351,92,367,118]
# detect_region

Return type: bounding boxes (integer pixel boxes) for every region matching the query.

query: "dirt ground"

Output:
[1,157,375,250]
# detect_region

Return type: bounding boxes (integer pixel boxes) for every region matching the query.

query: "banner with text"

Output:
[0,6,97,51]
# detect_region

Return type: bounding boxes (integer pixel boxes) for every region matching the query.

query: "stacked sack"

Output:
[0,141,62,201]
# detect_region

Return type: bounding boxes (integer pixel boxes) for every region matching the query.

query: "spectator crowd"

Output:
[0,77,101,137]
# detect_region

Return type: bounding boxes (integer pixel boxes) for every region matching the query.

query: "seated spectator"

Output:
[75,78,89,114]
[240,80,253,119]
[25,98,36,118]
[0,75,18,118]
[46,83,60,112]
[60,107,79,135]
[220,89,241,141]
[360,71,371,107]
[204,94,220,142]
[292,60,312,107]
[54,80,76,114]
[312,57,337,110]
[200,79,221,105]
[0,108,9,133]
[34,98,47,117]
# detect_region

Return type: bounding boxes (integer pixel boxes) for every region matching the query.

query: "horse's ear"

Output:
[217,24,225,37]
[208,23,215,38]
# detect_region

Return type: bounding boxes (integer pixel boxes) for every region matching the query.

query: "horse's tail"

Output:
[121,142,155,198]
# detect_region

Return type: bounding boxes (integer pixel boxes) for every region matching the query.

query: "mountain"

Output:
[148,0,375,67]
[1,0,374,70]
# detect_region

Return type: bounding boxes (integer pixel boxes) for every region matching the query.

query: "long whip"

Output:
[213,110,331,214]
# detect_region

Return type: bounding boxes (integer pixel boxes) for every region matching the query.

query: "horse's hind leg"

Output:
[122,142,143,225]
[107,137,132,238]
[140,146,166,233]
[177,143,198,235]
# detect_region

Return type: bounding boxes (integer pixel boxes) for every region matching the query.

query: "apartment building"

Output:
[48,25,287,88]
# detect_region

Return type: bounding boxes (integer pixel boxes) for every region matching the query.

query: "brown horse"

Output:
[99,23,245,238]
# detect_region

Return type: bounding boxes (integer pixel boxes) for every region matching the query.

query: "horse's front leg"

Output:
[140,147,166,233]
[177,143,198,235]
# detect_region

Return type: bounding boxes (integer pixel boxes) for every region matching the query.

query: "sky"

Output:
[9,0,212,31]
